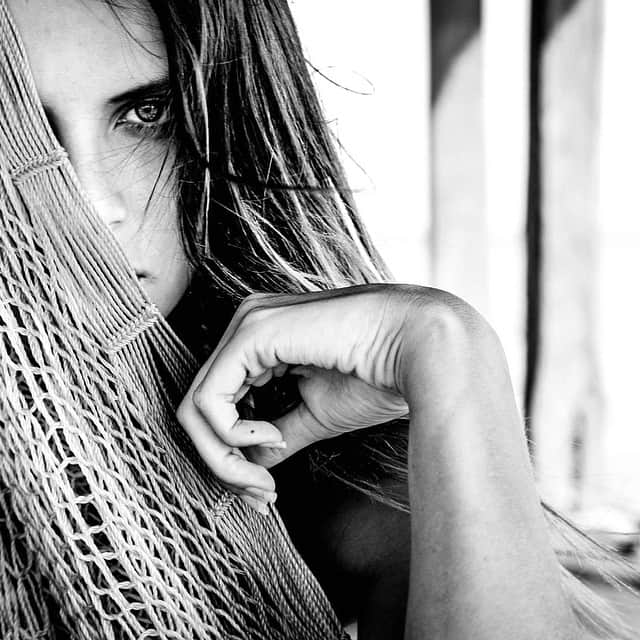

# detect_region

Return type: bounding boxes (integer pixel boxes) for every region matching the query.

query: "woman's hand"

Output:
[176,283,474,512]
[176,284,580,639]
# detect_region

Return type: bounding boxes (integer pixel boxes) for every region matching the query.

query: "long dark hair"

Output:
[109,2,636,636]
[137,0,412,509]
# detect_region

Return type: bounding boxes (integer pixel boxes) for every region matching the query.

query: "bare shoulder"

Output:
[272,453,410,637]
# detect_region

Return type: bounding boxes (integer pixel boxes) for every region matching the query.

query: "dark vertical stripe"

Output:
[524,0,544,449]
[429,0,482,273]
[430,0,481,105]
[524,0,580,450]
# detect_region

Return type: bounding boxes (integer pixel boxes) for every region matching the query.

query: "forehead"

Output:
[6,0,166,107]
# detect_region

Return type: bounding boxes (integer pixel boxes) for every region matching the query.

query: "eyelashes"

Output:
[115,95,173,140]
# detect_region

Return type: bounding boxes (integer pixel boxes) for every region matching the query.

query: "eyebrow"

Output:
[107,76,171,106]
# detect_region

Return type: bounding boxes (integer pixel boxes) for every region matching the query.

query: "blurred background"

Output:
[291,0,640,631]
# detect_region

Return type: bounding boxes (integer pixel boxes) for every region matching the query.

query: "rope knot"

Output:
[104,305,159,354]
[10,149,68,182]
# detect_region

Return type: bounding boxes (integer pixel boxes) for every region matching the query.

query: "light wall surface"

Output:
[292,1,640,520]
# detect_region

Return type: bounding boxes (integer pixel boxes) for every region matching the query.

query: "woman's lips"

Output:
[135,270,155,283]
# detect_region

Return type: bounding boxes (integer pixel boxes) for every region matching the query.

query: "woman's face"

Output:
[7,0,191,316]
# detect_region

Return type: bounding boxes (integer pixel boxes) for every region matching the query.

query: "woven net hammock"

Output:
[0,2,349,638]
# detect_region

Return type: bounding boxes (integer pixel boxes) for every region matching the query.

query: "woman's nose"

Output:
[57,128,128,230]
[72,159,128,229]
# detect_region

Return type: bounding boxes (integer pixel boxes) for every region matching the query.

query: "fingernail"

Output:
[241,495,269,515]
[245,487,278,504]
[257,441,287,449]
[251,500,269,515]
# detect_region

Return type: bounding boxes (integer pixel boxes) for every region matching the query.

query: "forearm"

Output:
[402,309,578,640]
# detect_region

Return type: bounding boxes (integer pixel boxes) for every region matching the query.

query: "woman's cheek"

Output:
[140,233,192,317]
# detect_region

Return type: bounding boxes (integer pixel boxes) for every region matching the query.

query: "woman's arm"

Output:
[177,285,580,639]
[277,305,578,640]
[401,304,579,639]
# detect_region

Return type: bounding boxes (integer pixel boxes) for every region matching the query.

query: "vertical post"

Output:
[527,0,603,512]
[430,0,487,316]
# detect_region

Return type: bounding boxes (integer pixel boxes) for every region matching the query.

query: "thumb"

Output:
[244,401,325,469]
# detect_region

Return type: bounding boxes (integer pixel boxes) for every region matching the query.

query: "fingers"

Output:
[218,479,277,516]
[176,395,279,512]
[244,401,324,469]
[176,291,344,512]
[177,317,291,513]
[177,296,319,512]
[187,314,286,440]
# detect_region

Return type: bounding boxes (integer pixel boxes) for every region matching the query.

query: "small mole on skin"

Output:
[250,430,255,434]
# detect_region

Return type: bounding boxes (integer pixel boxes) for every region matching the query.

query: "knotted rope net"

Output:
[0,2,348,638]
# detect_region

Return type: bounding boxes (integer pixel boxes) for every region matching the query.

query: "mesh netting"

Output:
[0,2,348,638]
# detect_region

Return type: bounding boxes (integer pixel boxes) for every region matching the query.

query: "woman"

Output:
[4,0,627,638]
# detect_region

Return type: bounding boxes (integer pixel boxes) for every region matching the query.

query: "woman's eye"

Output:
[135,102,163,123]
[116,98,171,138]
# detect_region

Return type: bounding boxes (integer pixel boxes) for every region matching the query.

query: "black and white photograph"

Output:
[0,1,639,638]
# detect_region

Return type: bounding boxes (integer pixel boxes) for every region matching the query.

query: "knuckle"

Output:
[242,304,270,326]
[175,399,189,425]
[237,294,278,326]
[190,386,208,412]
[237,292,270,315]
[236,295,257,315]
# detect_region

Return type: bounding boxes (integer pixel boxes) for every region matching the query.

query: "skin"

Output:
[7,1,580,638]
[178,287,581,639]
[8,0,191,317]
